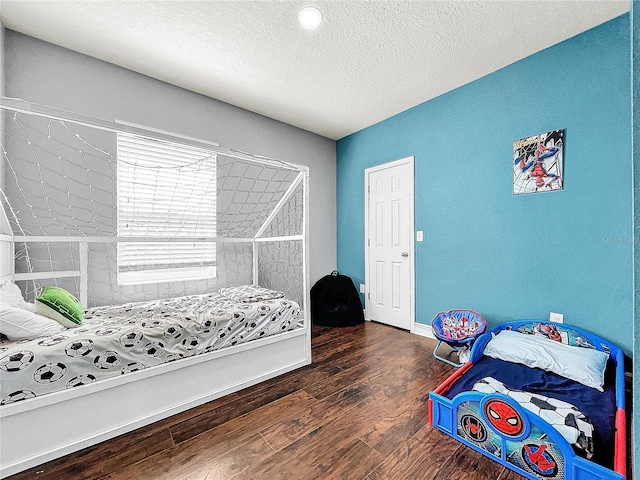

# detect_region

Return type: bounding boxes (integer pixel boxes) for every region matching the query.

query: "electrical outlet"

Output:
[359,284,365,293]
[549,312,564,323]
[416,231,424,242]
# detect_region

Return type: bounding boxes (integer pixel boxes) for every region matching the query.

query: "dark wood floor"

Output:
[8,322,529,479]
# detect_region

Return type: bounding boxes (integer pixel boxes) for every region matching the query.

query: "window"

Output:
[117,133,217,285]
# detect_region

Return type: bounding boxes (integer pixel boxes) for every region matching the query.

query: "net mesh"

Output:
[259,182,304,238]
[258,241,304,307]
[2,114,117,236]
[1,107,306,311]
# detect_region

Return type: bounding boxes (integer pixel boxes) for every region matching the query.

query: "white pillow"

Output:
[0,280,33,311]
[0,307,66,340]
[483,329,609,391]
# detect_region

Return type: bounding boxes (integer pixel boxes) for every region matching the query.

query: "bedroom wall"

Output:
[336,15,633,354]
[0,22,9,280]
[0,21,5,185]
[2,30,337,289]
[0,21,5,97]
[631,0,639,475]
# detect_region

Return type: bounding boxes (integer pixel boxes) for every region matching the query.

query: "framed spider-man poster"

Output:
[513,129,564,195]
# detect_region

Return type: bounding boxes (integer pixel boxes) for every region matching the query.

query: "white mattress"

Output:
[0,289,301,404]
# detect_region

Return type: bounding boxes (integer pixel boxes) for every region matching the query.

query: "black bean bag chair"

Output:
[311,270,364,327]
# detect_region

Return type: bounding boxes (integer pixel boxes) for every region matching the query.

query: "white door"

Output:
[365,157,414,330]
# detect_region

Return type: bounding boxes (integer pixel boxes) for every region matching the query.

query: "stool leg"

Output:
[433,340,463,368]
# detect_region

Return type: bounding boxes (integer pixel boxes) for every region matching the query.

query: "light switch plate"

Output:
[416,231,423,242]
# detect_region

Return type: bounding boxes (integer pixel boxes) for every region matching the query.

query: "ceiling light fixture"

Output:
[298,6,323,30]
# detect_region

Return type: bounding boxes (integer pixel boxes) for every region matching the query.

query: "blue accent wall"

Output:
[337,15,633,354]
[631,0,639,477]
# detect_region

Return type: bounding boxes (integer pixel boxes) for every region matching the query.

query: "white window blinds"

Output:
[117,133,217,285]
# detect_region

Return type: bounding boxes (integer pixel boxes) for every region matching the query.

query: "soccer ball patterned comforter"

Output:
[0,287,301,405]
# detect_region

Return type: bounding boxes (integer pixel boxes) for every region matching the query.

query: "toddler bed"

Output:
[429,320,626,480]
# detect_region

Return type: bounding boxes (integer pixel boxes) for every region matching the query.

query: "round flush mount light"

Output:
[298,6,323,30]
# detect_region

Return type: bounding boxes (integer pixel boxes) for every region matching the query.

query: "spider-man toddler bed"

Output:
[428,320,626,480]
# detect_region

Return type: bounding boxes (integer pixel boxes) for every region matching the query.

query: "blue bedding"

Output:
[445,356,617,468]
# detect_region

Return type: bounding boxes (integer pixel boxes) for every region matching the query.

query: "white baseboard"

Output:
[412,321,436,339]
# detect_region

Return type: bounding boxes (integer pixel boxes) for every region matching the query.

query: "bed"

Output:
[429,320,626,480]
[0,264,311,480]
[0,98,312,477]
[0,285,302,403]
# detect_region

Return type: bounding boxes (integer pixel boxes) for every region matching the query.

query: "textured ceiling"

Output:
[0,1,630,140]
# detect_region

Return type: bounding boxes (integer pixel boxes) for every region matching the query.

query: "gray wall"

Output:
[0,21,4,97]
[3,30,337,287]
[1,22,5,188]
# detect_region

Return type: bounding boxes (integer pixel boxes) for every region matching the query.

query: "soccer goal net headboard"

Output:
[0,98,308,312]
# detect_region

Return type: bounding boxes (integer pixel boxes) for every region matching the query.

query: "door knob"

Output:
[401,252,408,258]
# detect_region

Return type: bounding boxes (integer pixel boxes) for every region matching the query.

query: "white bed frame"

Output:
[0,124,312,476]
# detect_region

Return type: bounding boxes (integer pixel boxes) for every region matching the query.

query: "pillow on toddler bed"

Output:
[483,329,609,391]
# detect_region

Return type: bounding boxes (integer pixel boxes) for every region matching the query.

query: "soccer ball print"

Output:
[217,326,232,340]
[164,353,184,363]
[65,339,95,357]
[121,362,146,374]
[119,331,144,348]
[245,320,258,331]
[0,351,34,372]
[34,362,67,383]
[38,335,68,347]
[280,320,292,331]
[95,326,121,336]
[67,374,97,388]
[94,351,121,369]
[1,390,36,405]
[164,324,184,339]
[141,320,164,329]
[143,342,165,357]
[197,320,216,333]
[182,336,200,350]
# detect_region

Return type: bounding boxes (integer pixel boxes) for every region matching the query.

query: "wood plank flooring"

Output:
[5,322,533,479]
